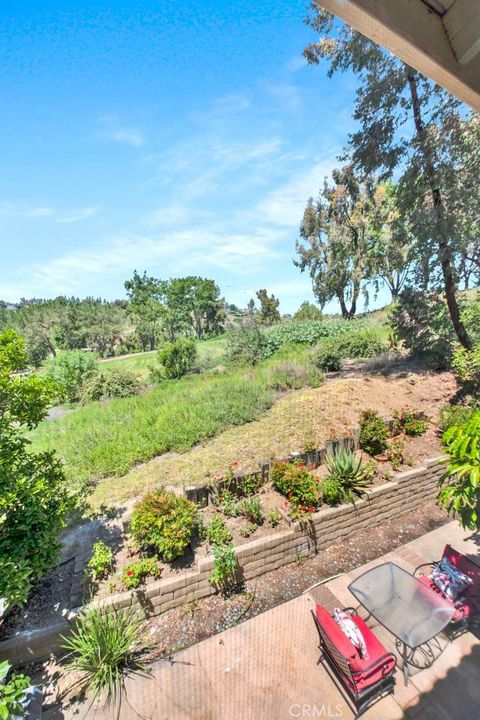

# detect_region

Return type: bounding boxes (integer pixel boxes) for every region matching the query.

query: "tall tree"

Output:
[124,271,164,351]
[296,166,379,318]
[304,7,474,347]
[13,299,65,364]
[293,301,323,321]
[256,289,281,324]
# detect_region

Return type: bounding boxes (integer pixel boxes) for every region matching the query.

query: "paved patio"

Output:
[46,521,480,720]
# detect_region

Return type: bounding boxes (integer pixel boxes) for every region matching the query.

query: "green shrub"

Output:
[238,497,264,525]
[236,473,263,496]
[438,410,480,530]
[0,661,31,719]
[452,344,480,392]
[325,448,372,497]
[225,325,270,366]
[386,437,406,470]
[206,516,232,546]
[156,337,197,380]
[44,350,99,402]
[315,344,343,372]
[0,331,72,612]
[130,490,198,562]
[86,541,114,582]
[214,488,240,517]
[392,406,428,436]
[265,320,354,348]
[389,289,457,367]
[320,475,346,506]
[79,369,141,404]
[268,509,281,527]
[61,606,149,710]
[359,410,389,456]
[439,404,475,432]
[269,360,325,390]
[120,557,162,590]
[271,461,319,516]
[209,543,238,590]
[240,522,257,538]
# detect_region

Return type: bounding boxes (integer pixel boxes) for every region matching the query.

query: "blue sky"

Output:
[0,0,372,314]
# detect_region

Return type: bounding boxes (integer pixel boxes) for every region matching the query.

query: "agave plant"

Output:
[325,448,372,497]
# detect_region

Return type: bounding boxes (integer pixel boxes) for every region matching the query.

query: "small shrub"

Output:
[269,360,324,391]
[240,522,257,538]
[0,661,31,720]
[315,345,342,372]
[86,541,114,582]
[236,473,262,497]
[268,509,281,527]
[61,606,149,710]
[225,325,270,366]
[156,337,197,379]
[130,490,198,562]
[325,448,372,496]
[439,404,475,432]
[392,406,428,437]
[238,497,264,525]
[386,437,406,470]
[121,557,162,589]
[214,489,240,517]
[271,461,319,516]
[359,410,388,456]
[452,344,480,391]
[320,475,346,506]
[209,543,238,590]
[43,350,99,402]
[206,516,232,546]
[79,369,141,404]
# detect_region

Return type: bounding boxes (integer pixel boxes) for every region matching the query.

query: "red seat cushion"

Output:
[314,605,396,694]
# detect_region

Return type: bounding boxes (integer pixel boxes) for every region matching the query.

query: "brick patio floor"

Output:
[45,521,480,720]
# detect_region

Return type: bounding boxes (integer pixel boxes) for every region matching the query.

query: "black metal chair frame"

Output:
[311,608,396,718]
[414,560,480,640]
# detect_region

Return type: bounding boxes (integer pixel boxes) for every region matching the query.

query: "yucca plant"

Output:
[61,606,151,716]
[325,448,372,497]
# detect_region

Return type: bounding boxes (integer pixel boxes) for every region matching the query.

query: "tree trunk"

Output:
[149,335,155,351]
[406,67,471,349]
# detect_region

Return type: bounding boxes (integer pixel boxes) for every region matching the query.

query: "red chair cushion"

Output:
[315,605,396,694]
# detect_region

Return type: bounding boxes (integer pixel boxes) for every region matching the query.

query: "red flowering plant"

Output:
[271,461,319,519]
[121,557,162,590]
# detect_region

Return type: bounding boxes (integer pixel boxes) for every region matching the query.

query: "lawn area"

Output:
[100,335,227,380]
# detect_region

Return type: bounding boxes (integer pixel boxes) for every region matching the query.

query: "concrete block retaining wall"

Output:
[2,455,445,666]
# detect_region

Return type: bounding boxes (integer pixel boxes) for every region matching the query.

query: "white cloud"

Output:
[27,207,56,218]
[99,115,145,147]
[26,206,98,223]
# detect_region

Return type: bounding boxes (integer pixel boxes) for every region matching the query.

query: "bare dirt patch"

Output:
[91,367,457,508]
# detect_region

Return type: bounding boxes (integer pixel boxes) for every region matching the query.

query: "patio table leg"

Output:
[402,642,409,686]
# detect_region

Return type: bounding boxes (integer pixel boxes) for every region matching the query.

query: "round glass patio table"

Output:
[348,561,455,685]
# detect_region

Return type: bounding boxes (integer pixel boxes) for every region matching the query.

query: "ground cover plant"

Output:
[0,661,31,719]
[86,541,114,582]
[271,461,320,517]
[359,410,389,456]
[121,558,162,590]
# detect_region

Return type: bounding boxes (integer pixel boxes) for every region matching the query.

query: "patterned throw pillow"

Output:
[333,608,368,658]
[430,557,473,601]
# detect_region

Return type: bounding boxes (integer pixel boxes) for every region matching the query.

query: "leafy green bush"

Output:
[438,410,480,530]
[268,509,281,527]
[236,473,263,496]
[389,290,458,367]
[209,543,238,590]
[0,661,31,720]
[325,448,372,498]
[238,497,264,525]
[130,490,198,562]
[86,541,114,582]
[439,404,475,432]
[392,406,428,436]
[319,475,345,506]
[315,345,343,372]
[121,558,162,589]
[206,516,232,546]
[43,350,99,402]
[386,437,406,470]
[240,522,257,538]
[0,331,72,612]
[156,337,197,379]
[79,369,141,404]
[225,325,269,365]
[359,410,389,456]
[452,344,480,392]
[61,606,149,710]
[214,488,240,517]
[268,360,325,390]
[271,461,319,516]
[265,320,354,347]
